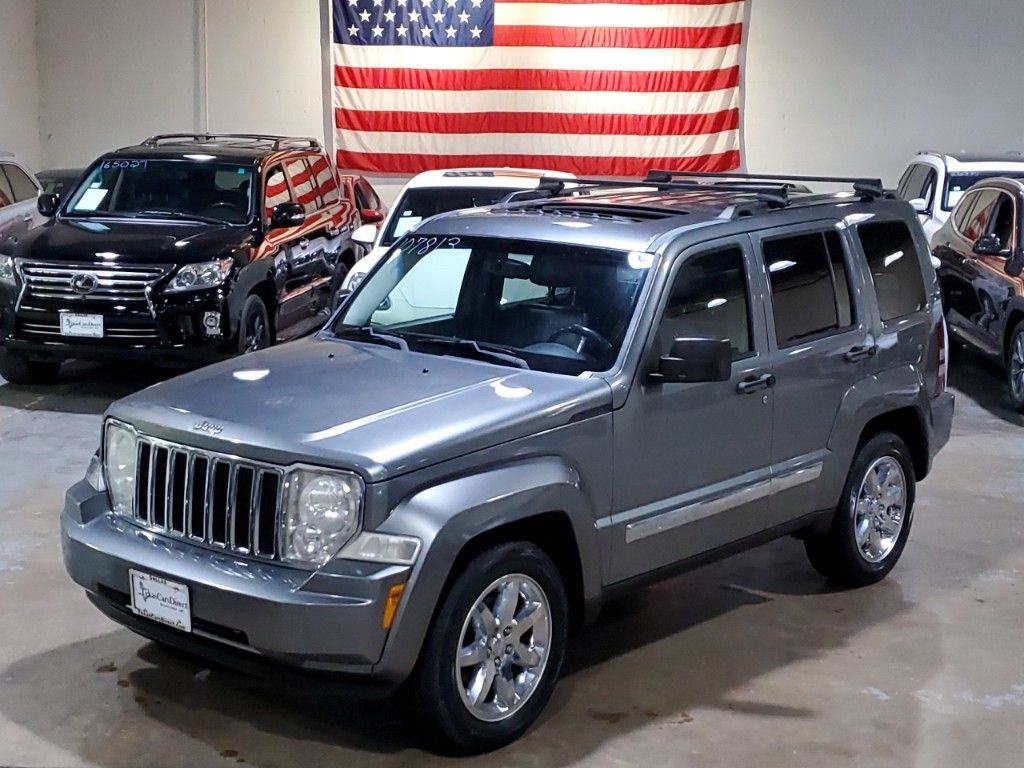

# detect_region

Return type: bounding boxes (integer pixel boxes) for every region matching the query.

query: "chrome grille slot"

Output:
[128,436,283,560]
[19,261,170,304]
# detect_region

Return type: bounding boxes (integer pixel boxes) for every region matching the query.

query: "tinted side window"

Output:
[962,190,1000,241]
[359,180,380,210]
[264,164,291,220]
[765,230,854,346]
[0,168,14,208]
[953,190,980,232]
[856,221,927,322]
[898,164,936,206]
[285,158,320,215]
[311,155,340,206]
[4,165,38,202]
[990,194,1016,248]
[659,246,751,359]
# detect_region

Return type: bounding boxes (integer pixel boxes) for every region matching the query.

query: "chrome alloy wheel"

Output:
[854,456,907,564]
[1009,331,1024,401]
[455,573,551,722]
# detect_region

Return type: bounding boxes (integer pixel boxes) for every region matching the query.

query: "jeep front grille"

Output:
[131,437,283,559]
[19,260,170,304]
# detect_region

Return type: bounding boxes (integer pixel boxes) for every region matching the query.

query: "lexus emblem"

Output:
[70,272,98,295]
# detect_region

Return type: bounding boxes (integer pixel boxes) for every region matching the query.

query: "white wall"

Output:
[34,0,324,170]
[0,0,41,169]
[744,0,1024,185]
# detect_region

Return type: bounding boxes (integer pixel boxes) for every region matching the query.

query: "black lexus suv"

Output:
[0,133,365,384]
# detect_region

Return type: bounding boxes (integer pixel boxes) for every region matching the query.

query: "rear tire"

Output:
[1005,320,1024,412]
[413,542,568,754]
[238,295,272,354]
[0,351,61,385]
[804,431,915,587]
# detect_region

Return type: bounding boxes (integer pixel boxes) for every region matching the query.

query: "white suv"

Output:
[0,152,43,242]
[343,168,575,297]
[898,151,1024,240]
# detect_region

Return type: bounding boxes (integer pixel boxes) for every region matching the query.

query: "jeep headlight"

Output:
[0,255,15,286]
[281,468,362,566]
[165,258,233,293]
[104,421,138,515]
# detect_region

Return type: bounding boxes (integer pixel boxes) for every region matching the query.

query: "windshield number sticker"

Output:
[101,159,147,170]
[403,236,461,256]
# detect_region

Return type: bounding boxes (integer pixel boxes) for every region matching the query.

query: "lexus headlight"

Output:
[165,258,233,293]
[0,255,14,286]
[104,421,138,515]
[281,468,362,566]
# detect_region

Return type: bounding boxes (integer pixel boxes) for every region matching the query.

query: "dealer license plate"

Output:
[59,313,104,338]
[129,570,191,632]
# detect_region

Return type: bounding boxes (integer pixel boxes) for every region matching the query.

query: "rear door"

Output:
[755,220,877,528]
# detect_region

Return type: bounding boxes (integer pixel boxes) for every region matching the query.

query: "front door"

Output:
[755,221,878,528]
[609,237,773,583]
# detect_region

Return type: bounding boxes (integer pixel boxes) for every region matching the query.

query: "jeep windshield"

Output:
[63,158,255,224]
[334,235,651,376]
[944,170,1024,210]
[381,187,528,246]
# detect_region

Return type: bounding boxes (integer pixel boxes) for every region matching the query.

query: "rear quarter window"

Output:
[855,221,927,322]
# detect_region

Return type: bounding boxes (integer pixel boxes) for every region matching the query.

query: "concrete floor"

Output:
[1,352,1022,768]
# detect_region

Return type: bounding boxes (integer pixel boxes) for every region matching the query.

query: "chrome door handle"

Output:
[21,213,33,222]
[299,238,309,249]
[737,373,776,394]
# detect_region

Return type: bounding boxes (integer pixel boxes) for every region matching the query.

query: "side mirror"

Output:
[352,223,377,247]
[269,202,305,230]
[973,233,1005,256]
[648,337,732,384]
[360,208,384,224]
[37,193,59,217]
[909,198,929,215]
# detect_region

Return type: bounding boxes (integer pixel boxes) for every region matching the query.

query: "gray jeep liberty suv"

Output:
[61,171,955,752]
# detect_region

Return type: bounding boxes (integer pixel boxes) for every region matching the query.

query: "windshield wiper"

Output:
[333,325,409,350]
[406,334,530,370]
[133,209,232,226]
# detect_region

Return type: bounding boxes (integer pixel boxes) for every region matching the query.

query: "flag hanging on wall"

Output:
[330,0,748,176]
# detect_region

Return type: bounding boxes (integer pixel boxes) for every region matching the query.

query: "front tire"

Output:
[413,542,568,754]
[238,295,272,354]
[0,351,61,385]
[804,431,916,587]
[1006,320,1024,412]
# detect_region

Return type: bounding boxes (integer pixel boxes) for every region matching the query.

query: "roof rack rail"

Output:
[645,170,886,201]
[511,175,792,210]
[141,133,322,151]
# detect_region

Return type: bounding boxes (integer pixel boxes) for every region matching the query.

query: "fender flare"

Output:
[371,456,600,681]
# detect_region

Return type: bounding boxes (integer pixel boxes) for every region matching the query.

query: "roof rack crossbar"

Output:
[141,133,322,151]
[645,170,885,200]
[516,176,791,209]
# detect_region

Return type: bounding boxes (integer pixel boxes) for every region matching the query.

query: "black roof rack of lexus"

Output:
[141,133,322,151]
[645,170,887,201]
[503,175,792,210]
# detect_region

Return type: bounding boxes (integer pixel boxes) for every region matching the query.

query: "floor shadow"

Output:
[0,538,933,768]
[948,348,1024,428]
[0,360,174,416]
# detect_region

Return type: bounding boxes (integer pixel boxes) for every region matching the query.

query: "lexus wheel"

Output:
[0,351,61,385]
[414,542,568,754]
[804,431,916,587]
[238,295,271,354]
[1006,320,1024,412]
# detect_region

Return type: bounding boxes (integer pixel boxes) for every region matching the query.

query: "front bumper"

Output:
[61,481,411,679]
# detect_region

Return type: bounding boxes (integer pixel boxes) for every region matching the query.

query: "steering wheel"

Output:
[548,324,613,355]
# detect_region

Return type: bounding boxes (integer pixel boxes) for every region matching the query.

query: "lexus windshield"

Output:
[64,158,255,224]
[334,235,651,376]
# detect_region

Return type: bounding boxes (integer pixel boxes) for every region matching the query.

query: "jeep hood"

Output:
[108,335,611,482]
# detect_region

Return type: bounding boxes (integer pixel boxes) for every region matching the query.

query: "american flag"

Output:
[331,0,747,176]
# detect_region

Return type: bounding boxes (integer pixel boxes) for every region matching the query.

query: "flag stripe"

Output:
[494,1,744,27]
[334,85,738,115]
[493,23,742,48]
[336,127,739,158]
[337,149,742,176]
[335,106,739,136]
[332,42,741,72]
[334,64,739,93]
